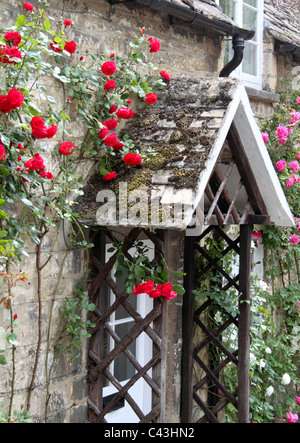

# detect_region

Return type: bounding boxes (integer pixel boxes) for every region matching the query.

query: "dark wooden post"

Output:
[181,235,195,423]
[238,224,253,423]
[160,229,185,423]
[88,230,106,422]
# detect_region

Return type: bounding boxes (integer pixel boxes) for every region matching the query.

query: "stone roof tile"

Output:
[264,0,300,47]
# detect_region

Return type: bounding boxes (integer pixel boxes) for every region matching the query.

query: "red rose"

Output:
[113,141,123,151]
[164,290,177,300]
[104,133,118,147]
[30,116,45,130]
[64,20,72,26]
[98,121,108,140]
[8,45,22,64]
[133,283,142,295]
[103,171,116,181]
[161,283,173,297]
[47,124,57,139]
[104,80,116,91]
[7,88,24,109]
[101,60,116,76]
[133,280,155,295]
[0,143,6,161]
[116,107,134,119]
[109,105,118,114]
[123,152,142,166]
[0,89,24,113]
[149,37,160,53]
[23,2,34,11]
[105,118,118,130]
[50,40,63,53]
[160,70,171,81]
[64,41,77,54]
[0,95,10,113]
[59,142,75,156]
[24,153,45,171]
[116,107,128,119]
[145,93,157,105]
[141,280,155,294]
[149,288,162,298]
[46,171,54,179]
[4,32,22,45]
[32,127,48,139]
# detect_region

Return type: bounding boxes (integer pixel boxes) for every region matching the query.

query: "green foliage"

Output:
[59,285,96,358]
[0,1,168,421]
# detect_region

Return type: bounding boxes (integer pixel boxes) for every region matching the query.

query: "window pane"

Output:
[243,0,257,7]
[219,0,236,20]
[114,322,136,382]
[243,5,258,40]
[242,42,258,76]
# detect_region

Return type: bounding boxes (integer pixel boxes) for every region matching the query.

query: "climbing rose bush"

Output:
[0,0,172,423]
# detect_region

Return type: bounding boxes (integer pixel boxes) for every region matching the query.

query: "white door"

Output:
[103,240,154,423]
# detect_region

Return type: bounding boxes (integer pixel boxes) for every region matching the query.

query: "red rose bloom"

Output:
[32,127,48,139]
[149,37,160,53]
[50,40,63,53]
[4,32,22,45]
[101,60,116,76]
[113,141,123,151]
[123,152,142,166]
[98,121,108,140]
[116,107,134,119]
[104,80,116,91]
[8,45,22,64]
[103,171,116,181]
[64,20,72,26]
[109,105,118,114]
[47,124,57,139]
[160,70,171,81]
[0,95,10,113]
[0,45,21,64]
[59,142,75,156]
[7,88,24,109]
[133,280,155,295]
[30,116,45,130]
[145,93,157,105]
[23,2,34,11]
[64,41,77,54]
[142,280,155,294]
[0,143,6,161]
[104,133,118,147]
[105,118,118,130]
[0,88,24,113]
[24,153,45,171]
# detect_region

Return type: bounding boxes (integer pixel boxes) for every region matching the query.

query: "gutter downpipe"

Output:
[219,34,246,77]
[125,0,255,78]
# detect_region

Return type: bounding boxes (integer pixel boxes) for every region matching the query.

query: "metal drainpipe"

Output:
[219,34,245,77]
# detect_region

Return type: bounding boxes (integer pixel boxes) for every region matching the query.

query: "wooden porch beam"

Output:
[238,224,253,423]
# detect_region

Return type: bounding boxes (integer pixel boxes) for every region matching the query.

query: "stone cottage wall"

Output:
[0,0,298,424]
[0,0,224,423]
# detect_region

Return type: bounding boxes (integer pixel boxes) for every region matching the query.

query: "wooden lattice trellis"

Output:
[182,224,253,423]
[87,228,165,423]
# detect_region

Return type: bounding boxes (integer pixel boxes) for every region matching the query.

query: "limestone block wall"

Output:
[0,0,224,423]
[0,0,297,424]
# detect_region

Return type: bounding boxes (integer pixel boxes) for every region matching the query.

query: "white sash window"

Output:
[217,0,264,89]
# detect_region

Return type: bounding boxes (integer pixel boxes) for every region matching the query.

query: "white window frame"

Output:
[216,0,264,89]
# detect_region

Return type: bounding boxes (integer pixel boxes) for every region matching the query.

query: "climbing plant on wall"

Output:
[224,88,300,423]
[0,1,171,422]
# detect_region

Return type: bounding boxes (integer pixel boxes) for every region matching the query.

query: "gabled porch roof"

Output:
[76,77,294,230]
